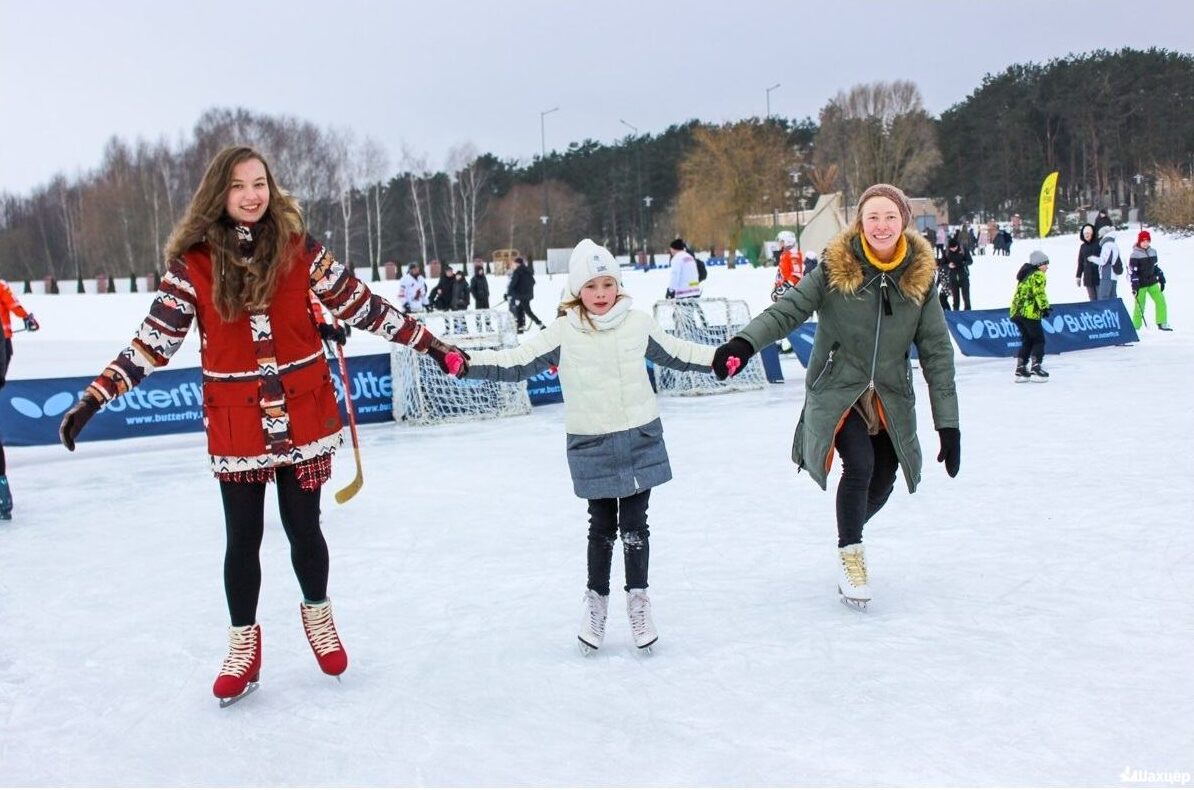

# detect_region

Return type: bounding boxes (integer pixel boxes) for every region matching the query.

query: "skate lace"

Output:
[219,626,258,676]
[301,603,343,656]
[841,552,868,587]
[627,592,652,635]
[584,594,607,637]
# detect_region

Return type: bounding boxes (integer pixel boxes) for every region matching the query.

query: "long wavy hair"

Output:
[164,146,306,321]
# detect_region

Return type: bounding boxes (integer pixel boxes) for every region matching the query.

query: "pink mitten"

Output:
[725,356,742,378]
[445,351,465,376]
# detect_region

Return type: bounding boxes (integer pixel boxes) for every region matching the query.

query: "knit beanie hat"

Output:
[1028,250,1049,267]
[856,183,912,229]
[1137,230,1151,245]
[1098,225,1115,240]
[567,239,621,297]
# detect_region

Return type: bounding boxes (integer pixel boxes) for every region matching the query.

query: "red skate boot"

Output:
[300,600,348,676]
[212,623,261,706]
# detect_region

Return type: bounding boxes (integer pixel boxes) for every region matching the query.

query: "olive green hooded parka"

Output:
[737,228,959,493]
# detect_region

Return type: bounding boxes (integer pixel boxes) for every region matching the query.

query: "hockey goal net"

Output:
[651,298,766,395]
[391,309,531,425]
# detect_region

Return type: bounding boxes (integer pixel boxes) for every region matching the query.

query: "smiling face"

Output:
[579,275,619,315]
[860,195,904,259]
[224,158,270,224]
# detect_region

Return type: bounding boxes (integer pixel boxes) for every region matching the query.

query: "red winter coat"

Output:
[0,279,32,339]
[184,244,341,460]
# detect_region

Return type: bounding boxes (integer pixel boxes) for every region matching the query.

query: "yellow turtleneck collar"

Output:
[860,234,907,272]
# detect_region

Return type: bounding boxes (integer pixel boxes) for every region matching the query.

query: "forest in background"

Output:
[1,48,1192,284]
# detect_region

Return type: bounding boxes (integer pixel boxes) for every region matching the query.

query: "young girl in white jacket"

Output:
[454,239,716,653]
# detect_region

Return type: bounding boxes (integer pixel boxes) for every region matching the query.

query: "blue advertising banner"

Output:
[944,299,1137,356]
[526,367,564,405]
[1,353,397,448]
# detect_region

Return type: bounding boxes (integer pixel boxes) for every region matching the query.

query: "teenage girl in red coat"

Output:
[58,146,463,705]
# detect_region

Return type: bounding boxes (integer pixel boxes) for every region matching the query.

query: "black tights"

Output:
[586,489,651,595]
[834,410,899,548]
[219,466,328,627]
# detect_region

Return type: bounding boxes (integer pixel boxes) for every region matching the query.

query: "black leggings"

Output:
[586,489,651,595]
[833,410,899,548]
[219,466,328,627]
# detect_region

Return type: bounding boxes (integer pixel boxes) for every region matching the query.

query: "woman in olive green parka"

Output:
[713,184,960,608]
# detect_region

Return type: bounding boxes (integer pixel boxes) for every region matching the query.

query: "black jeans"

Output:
[950,280,971,311]
[833,410,899,548]
[586,489,651,595]
[1012,316,1045,365]
[219,466,328,626]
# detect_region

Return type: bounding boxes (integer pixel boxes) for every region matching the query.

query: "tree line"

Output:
[1,47,1191,283]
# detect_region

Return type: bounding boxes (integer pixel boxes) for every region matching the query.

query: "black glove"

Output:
[424,336,470,376]
[317,323,347,345]
[60,395,102,451]
[665,289,675,299]
[1041,308,1052,317]
[24,314,40,332]
[712,337,755,380]
[402,302,413,314]
[936,427,961,478]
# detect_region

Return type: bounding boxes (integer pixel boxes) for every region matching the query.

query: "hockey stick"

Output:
[309,291,364,504]
[329,337,364,505]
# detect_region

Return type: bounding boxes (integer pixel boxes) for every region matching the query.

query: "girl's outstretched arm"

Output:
[462,320,563,382]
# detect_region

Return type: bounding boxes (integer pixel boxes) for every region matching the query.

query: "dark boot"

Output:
[0,475,11,520]
[1014,363,1031,383]
[1030,361,1050,381]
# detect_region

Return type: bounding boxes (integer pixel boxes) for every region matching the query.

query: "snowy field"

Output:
[2,231,1192,787]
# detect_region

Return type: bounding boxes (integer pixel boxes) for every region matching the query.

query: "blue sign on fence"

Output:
[0,353,397,448]
[944,299,1138,356]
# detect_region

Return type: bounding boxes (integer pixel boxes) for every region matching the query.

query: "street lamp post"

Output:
[765,83,781,118]
[620,118,643,260]
[643,196,654,265]
[540,106,559,261]
[1132,172,1144,228]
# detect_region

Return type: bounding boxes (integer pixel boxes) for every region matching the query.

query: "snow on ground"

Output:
[1,231,1192,786]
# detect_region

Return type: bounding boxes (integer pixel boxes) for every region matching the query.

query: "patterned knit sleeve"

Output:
[305,235,433,352]
[86,259,197,403]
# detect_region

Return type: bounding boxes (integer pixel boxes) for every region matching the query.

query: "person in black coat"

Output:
[945,238,972,310]
[507,256,545,332]
[428,264,456,311]
[470,261,490,309]
[1075,223,1101,301]
[450,271,471,311]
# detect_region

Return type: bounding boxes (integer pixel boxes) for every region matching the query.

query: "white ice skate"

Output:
[626,589,658,653]
[578,589,608,655]
[837,544,872,612]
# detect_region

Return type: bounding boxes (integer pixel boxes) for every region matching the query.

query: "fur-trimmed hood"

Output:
[820,229,938,304]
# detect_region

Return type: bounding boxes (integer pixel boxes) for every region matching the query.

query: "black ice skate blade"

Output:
[217,681,259,708]
[578,637,599,656]
[1030,378,1049,383]
[636,640,658,656]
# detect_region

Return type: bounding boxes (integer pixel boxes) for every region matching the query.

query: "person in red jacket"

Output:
[0,279,40,520]
[771,230,804,301]
[57,145,464,706]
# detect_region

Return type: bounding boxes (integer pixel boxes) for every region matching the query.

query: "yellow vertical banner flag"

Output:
[1039,171,1059,238]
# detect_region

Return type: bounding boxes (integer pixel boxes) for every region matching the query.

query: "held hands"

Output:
[712,337,754,380]
[317,323,347,345]
[425,336,470,376]
[24,314,40,332]
[936,427,961,478]
[60,394,101,451]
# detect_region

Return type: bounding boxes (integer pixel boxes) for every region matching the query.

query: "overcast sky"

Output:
[2,0,1192,196]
